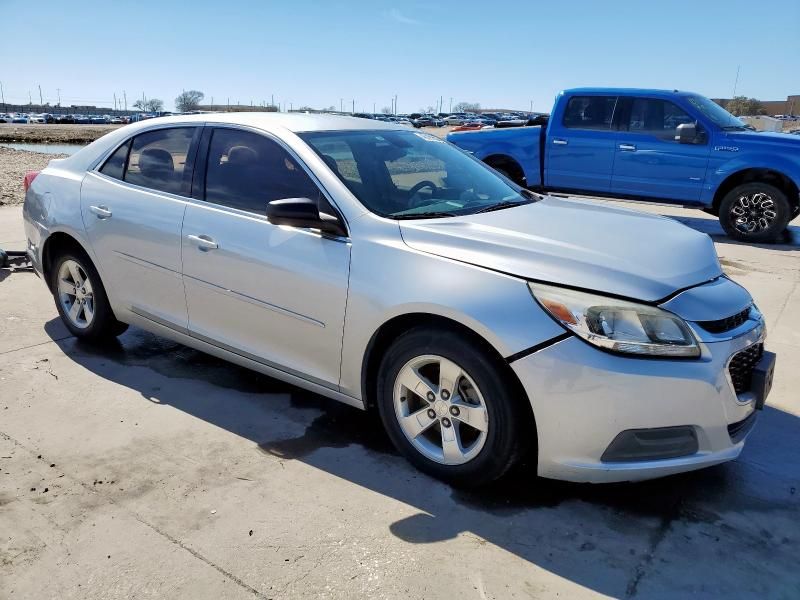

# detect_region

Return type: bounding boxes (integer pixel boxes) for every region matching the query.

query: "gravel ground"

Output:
[0,147,68,206]
[0,123,120,143]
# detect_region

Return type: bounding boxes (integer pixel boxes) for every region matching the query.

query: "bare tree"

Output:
[453,101,481,112]
[133,98,164,112]
[381,106,392,114]
[175,90,205,113]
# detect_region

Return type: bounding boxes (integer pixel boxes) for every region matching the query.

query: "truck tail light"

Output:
[23,171,40,193]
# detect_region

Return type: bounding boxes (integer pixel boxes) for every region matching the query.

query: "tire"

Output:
[376,327,532,487]
[719,182,792,243]
[50,249,128,341]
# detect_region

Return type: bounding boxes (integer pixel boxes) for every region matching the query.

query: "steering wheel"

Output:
[407,180,439,200]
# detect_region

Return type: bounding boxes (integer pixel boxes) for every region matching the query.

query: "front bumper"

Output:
[512,319,766,483]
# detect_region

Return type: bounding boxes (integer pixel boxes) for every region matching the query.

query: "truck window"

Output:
[562,96,618,130]
[627,99,695,141]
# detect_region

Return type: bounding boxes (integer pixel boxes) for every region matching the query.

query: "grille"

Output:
[728,343,763,394]
[697,306,751,334]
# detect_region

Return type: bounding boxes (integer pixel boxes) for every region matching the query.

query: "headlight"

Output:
[528,282,700,358]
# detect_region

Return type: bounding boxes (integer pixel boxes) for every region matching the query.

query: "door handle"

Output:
[552,139,568,145]
[187,234,219,251]
[89,205,112,219]
[618,143,637,151]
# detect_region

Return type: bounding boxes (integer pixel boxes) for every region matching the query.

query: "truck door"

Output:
[611,97,710,202]
[545,94,619,192]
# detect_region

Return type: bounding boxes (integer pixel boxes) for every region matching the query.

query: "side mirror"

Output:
[676,122,700,144]
[266,197,347,237]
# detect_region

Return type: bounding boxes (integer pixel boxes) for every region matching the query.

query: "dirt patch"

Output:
[0,148,68,206]
[0,124,119,144]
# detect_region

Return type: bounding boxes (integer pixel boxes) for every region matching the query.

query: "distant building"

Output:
[713,94,800,116]
[196,104,279,113]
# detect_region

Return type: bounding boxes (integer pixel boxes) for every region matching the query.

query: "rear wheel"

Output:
[376,327,532,487]
[51,251,128,341]
[719,182,791,243]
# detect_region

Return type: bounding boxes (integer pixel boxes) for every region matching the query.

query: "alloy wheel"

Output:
[392,354,489,465]
[730,192,778,235]
[57,259,95,329]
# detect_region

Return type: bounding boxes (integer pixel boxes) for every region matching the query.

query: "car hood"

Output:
[727,130,800,149]
[399,196,722,302]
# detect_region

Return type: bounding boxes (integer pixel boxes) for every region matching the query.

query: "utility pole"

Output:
[123,91,127,111]
[394,94,398,115]
[113,93,117,111]
[28,90,32,104]
[38,85,43,105]
[732,65,741,97]
[56,88,61,106]
[373,102,376,113]
[440,95,443,114]
[530,100,533,113]
[271,94,274,108]
[352,99,355,114]
[0,81,5,108]
[449,97,453,112]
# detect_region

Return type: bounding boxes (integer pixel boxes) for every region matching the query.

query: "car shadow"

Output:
[47,322,800,596]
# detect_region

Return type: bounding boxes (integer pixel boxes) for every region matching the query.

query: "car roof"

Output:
[127,111,404,133]
[563,87,697,97]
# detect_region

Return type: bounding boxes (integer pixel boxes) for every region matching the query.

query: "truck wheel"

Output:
[376,327,532,487]
[50,250,128,341]
[719,183,791,243]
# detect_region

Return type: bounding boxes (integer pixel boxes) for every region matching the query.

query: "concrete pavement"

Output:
[1,203,799,599]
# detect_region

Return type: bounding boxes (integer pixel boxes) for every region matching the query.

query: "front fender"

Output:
[338,230,565,400]
[703,150,800,205]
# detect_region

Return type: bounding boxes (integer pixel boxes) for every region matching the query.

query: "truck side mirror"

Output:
[676,123,699,144]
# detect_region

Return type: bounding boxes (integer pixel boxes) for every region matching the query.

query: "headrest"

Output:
[139,148,174,178]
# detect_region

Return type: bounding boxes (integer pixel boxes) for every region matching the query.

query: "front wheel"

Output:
[719,182,791,243]
[51,251,128,341]
[376,327,532,487]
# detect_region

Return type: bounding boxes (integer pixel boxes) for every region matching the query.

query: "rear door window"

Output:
[124,127,196,195]
[203,128,321,214]
[99,140,131,180]
[562,96,618,130]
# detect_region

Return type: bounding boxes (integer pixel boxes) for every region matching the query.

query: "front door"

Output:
[181,126,350,389]
[611,97,711,202]
[81,126,199,327]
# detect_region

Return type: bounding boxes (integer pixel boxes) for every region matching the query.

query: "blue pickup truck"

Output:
[448,88,800,242]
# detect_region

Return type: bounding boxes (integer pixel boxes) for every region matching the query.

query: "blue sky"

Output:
[1,0,798,113]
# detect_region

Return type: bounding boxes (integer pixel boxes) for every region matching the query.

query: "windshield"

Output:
[685,95,746,129]
[298,130,536,218]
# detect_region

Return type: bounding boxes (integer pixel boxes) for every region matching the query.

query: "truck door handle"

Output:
[618,144,637,151]
[187,234,218,251]
[89,205,112,219]
[552,139,568,145]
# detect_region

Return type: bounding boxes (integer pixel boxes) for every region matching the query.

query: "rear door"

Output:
[81,126,200,327]
[180,126,351,389]
[611,97,711,202]
[545,94,619,192]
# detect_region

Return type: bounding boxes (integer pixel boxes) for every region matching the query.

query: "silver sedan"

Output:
[22,113,775,485]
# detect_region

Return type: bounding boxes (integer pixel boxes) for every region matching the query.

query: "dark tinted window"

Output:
[562,96,618,130]
[124,127,195,195]
[204,128,321,214]
[627,99,695,140]
[99,140,130,180]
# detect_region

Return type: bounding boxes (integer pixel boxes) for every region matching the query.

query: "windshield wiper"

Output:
[474,199,533,214]
[391,211,460,220]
